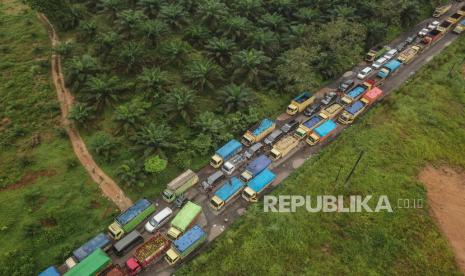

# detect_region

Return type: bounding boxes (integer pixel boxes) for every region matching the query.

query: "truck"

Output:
[437,20,454,33]
[453,19,465,34]
[341,80,375,105]
[64,249,111,276]
[73,233,111,262]
[294,114,326,139]
[240,154,272,182]
[377,59,402,80]
[241,119,276,147]
[318,102,344,119]
[210,139,242,168]
[210,177,245,211]
[365,45,390,62]
[306,120,338,146]
[338,100,368,125]
[167,201,202,240]
[286,91,315,115]
[108,199,156,240]
[162,169,199,203]
[269,135,300,161]
[447,12,464,25]
[242,169,277,202]
[125,233,171,275]
[361,87,383,106]
[422,29,444,45]
[397,45,421,64]
[433,4,452,18]
[165,225,207,265]
[39,266,60,276]
[222,154,246,175]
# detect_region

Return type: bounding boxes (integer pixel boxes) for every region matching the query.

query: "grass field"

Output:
[179,36,465,275]
[0,1,116,274]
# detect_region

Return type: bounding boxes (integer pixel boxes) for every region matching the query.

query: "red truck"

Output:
[125,233,171,275]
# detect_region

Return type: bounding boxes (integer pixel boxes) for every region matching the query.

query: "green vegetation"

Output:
[25,0,438,199]
[0,1,115,274]
[180,34,465,275]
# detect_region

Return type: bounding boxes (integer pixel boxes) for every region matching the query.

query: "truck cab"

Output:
[108,222,124,240]
[222,154,245,175]
[165,249,180,265]
[126,257,141,276]
[287,92,314,115]
[167,227,182,240]
[210,154,224,168]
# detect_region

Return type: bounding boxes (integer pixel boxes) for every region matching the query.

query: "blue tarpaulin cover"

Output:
[252,119,274,136]
[215,177,245,201]
[39,266,60,276]
[346,101,366,115]
[303,115,323,128]
[174,225,206,253]
[73,233,110,262]
[246,154,272,176]
[314,120,337,137]
[116,199,151,226]
[248,169,276,193]
[347,86,366,98]
[216,139,242,158]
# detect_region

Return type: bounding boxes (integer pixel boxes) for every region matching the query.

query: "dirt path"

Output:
[419,165,465,273]
[37,13,132,211]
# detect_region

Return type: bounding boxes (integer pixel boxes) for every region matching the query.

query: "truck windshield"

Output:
[210,198,222,208]
[270,151,279,159]
[163,190,173,199]
[307,136,316,144]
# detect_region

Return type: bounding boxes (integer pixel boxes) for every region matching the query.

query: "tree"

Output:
[163,87,198,123]
[183,24,210,47]
[137,0,163,17]
[144,155,167,173]
[134,123,177,156]
[78,20,97,41]
[196,0,229,28]
[258,13,285,32]
[95,31,120,60]
[117,42,144,73]
[53,42,73,58]
[116,9,146,37]
[114,98,150,134]
[90,132,117,162]
[68,102,94,126]
[205,37,236,65]
[194,111,231,141]
[116,159,141,186]
[137,19,168,45]
[160,3,187,29]
[99,0,123,19]
[137,67,171,98]
[221,16,252,41]
[161,40,190,66]
[82,74,124,111]
[247,29,279,55]
[231,49,271,86]
[218,84,253,113]
[191,133,213,155]
[184,59,222,92]
[66,54,99,91]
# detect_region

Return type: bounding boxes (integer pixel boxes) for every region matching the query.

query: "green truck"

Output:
[167,201,202,240]
[162,169,199,203]
[64,248,111,276]
[108,199,156,240]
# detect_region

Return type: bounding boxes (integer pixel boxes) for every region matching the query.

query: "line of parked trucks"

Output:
[40,4,465,276]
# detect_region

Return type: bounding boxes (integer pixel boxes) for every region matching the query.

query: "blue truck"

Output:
[341,80,375,105]
[165,225,207,265]
[377,60,401,79]
[306,120,338,146]
[73,233,111,262]
[241,119,276,146]
[242,169,277,202]
[39,266,60,276]
[239,154,272,182]
[338,100,367,125]
[210,139,243,168]
[294,114,326,139]
[210,177,245,211]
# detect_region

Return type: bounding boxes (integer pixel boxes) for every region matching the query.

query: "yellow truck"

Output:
[433,4,452,18]
[269,135,300,161]
[437,20,454,33]
[286,92,315,115]
[318,102,344,120]
[241,119,275,147]
[453,19,465,34]
[447,12,464,24]
[397,45,421,64]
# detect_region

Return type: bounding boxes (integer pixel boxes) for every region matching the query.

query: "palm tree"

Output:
[95,31,120,60]
[78,21,97,41]
[258,13,285,32]
[137,0,163,17]
[116,9,146,37]
[219,84,253,113]
[116,159,140,186]
[161,40,190,66]
[137,19,168,45]
[160,3,187,30]
[196,0,229,28]
[82,74,124,111]
[194,111,226,136]
[68,102,94,126]
[163,87,198,123]
[295,7,320,23]
[230,0,264,19]
[66,54,99,91]
[134,123,177,156]
[232,49,271,86]
[247,29,279,55]
[184,59,222,92]
[114,98,150,134]
[183,24,210,47]
[99,0,123,19]
[117,42,144,73]
[137,67,170,97]
[221,16,251,41]
[204,37,236,65]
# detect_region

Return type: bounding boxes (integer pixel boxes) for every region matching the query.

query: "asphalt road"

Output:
[114,4,463,275]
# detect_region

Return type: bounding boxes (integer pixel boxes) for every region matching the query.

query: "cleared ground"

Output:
[179,32,465,275]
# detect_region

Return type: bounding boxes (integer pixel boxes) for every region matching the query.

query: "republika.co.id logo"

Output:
[263,195,423,213]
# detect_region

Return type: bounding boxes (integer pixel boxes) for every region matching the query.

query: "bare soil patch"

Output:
[419,165,465,273]
[1,169,56,191]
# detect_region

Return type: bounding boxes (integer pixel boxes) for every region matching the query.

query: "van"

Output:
[201,171,225,191]
[113,230,143,257]
[144,207,173,233]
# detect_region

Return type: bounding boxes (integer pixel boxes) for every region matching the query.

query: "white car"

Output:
[418,28,429,37]
[145,207,173,233]
[383,49,398,61]
[428,20,440,30]
[372,57,388,69]
[357,67,373,79]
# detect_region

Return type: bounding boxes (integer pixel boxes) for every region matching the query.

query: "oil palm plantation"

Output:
[134,123,177,156]
[137,67,171,98]
[184,59,222,92]
[82,74,124,111]
[163,87,198,124]
[231,49,271,87]
[205,37,237,65]
[219,84,254,113]
[66,54,99,91]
